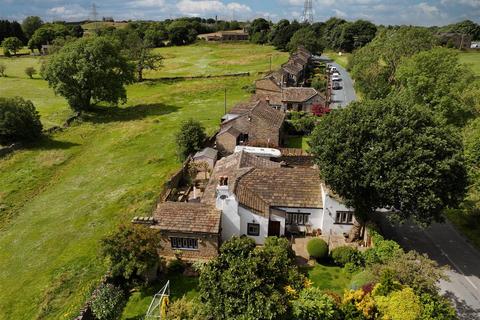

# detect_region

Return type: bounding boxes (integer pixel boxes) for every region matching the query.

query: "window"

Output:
[286,213,310,226]
[335,211,354,224]
[170,237,198,250]
[247,223,260,236]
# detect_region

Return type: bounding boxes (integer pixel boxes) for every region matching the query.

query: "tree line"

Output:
[308,25,480,240]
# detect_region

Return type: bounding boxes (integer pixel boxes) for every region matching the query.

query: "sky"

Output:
[0,0,479,26]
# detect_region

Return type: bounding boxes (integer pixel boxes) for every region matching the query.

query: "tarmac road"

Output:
[381,220,480,319]
[315,55,356,109]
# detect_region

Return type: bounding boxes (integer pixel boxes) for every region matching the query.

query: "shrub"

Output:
[167,259,185,274]
[307,238,328,259]
[165,296,205,320]
[25,66,36,79]
[0,63,6,77]
[375,287,422,320]
[101,224,162,282]
[420,293,457,320]
[0,97,43,144]
[176,119,206,160]
[331,246,363,267]
[291,287,341,320]
[90,283,125,320]
[363,231,402,266]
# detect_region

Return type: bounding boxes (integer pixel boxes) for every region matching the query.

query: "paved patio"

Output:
[291,234,359,264]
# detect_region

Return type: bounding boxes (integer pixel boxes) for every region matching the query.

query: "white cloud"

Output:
[415,2,441,16]
[129,0,166,8]
[176,0,251,17]
[332,8,347,17]
[441,0,480,8]
[47,4,89,20]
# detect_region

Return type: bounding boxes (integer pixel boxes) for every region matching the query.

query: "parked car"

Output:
[332,74,341,82]
[330,66,338,73]
[332,81,342,90]
[332,71,340,77]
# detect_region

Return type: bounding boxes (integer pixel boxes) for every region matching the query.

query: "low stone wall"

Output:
[155,72,250,81]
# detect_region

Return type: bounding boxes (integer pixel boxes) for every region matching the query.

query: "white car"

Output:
[331,74,341,82]
[330,66,338,73]
[332,71,340,77]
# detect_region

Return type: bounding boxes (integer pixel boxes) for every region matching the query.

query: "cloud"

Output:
[47,4,89,20]
[415,2,441,16]
[129,0,166,8]
[332,8,347,18]
[176,0,251,17]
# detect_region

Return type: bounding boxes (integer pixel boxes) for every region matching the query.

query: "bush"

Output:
[167,259,185,274]
[165,296,205,320]
[25,66,36,79]
[307,238,328,259]
[331,246,363,267]
[176,119,206,160]
[291,287,341,320]
[363,231,402,266]
[90,283,125,320]
[0,97,43,144]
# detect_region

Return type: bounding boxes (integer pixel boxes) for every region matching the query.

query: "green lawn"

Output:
[0,42,288,320]
[324,50,351,69]
[459,50,480,76]
[121,273,199,320]
[285,135,310,151]
[305,262,353,295]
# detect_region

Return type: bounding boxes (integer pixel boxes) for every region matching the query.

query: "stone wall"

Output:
[159,231,220,261]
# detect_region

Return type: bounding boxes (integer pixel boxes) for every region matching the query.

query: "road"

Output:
[314,55,356,109]
[381,219,480,319]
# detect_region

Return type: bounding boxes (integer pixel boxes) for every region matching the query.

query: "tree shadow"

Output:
[22,136,80,151]
[82,103,180,124]
[443,291,480,320]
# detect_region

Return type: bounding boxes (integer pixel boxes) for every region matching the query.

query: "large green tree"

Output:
[199,237,304,320]
[0,97,43,144]
[396,47,479,126]
[21,16,43,39]
[269,20,302,51]
[337,20,377,52]
[309,94,467,237]
[1,37,23,56]
[288,27,325,55]
[123,31,163,82]
[43,36,135,112]
[349,27,437,99]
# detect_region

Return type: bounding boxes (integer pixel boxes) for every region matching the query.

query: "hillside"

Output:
[0,42,288,320]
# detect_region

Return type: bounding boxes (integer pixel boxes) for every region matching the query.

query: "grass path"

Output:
[0,43,288,320]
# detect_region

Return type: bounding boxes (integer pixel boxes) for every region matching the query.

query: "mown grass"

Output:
[324,50,351,69]
[459,50,480,76]
[285,135,310,151]
[121,273,199,320]
[0,42,288,320]
[304,262,352,295]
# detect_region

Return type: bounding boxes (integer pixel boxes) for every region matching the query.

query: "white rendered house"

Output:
[201,151,356,245]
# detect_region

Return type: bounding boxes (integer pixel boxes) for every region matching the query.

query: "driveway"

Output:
[314,55,356,109]
[380,219,480,319]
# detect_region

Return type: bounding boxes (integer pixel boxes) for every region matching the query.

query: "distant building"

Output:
[471,42,480,49]
[437,32,472,49]
[198,30,249,42]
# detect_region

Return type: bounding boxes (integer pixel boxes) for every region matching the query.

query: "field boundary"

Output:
[152,71,250,81]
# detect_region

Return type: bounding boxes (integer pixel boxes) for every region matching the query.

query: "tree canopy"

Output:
[199,237,305,320]
[21,16,43,40]
[349,27,437,99]
[101,224,162,281]
[0,97,43,144]
[1,37,23,56]
[43,36,135,112]
[176,119,207,160]
[309,94,467,226]
[288,27,325,55]
[395,47,479,127]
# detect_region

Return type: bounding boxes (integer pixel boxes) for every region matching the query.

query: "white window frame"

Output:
[286,212,310,226]
[335,211,354,225]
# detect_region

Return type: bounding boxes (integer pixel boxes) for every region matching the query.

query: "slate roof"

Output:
[255,78,282,93]
[194,147,218,160]
[282,60,304,75]
[235,167,324,216]
[282,87,321,103]
[153,202,221,234]
[202,151,282,205]
[219,100,285,136]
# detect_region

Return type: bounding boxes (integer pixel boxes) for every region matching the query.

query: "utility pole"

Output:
[91,3,99,34]
[269,55,272,72]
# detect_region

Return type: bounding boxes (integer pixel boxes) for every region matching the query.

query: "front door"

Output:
[268,220,281,237]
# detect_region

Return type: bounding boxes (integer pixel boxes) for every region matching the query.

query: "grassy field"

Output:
[0,42,288,320]
[324,50,351,69]
[459,50,480,76]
